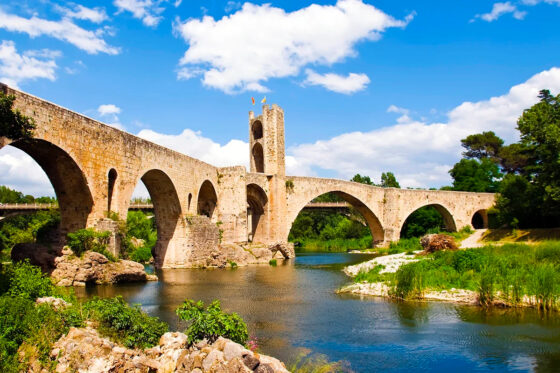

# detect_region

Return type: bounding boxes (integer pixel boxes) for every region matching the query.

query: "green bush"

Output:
[388,237,421,254]
[392,262,425,299]
[354,264,386,283]
[67,229,115,261]
[2,261,54,300]
[176,299,248,345]
[84,296,167,349]
[269,259,277,266]
[130,245,152,263]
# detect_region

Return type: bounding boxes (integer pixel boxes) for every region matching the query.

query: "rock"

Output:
[420,234,458,253]
[10,243,60,272]
[243,353,260,370]
[35,297,69,310]
[255,363,275,373]
[129,236,145,248]
[51,249,154,286]
[223,341,248,361]
[203,349,225,371]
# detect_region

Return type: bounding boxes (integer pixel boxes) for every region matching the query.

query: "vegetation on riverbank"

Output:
[351,241,560,310]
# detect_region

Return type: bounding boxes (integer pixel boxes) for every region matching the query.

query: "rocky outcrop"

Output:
[51,248,157,287]
[11,242,61,272]
[420,234,458,253]
[50,327,289,373]
[188,242,294,269]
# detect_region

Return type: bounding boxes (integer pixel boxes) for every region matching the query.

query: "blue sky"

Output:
[1,0,560,196]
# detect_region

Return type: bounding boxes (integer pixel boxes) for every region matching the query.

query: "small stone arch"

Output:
[107,168,117,213]
[252,143,264,173]
[400,203,457,237]
[252,120,263,140]
[247,183,268,243]
[197,180,218,220]
[8,139,93,238]
[471,209,488,229]
[287,190,385,245]
[187,193,193,211]
[138,169,182,267]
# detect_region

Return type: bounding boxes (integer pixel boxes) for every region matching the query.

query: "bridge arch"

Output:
[137,169,182,266]
[7,139,93,238]
[400,203,457,238]
[197,180,218,220]
[471,209,488,229]
[287,190,385,245]
[247,183,268,243]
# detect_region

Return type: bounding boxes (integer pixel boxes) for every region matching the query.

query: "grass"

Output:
[295,236,373,252]
[482,228,560,243]
[352,241,560,310]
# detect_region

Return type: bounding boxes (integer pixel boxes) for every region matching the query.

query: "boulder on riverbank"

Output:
[51,248,157,287]
[50,327,289,373]
[420,234,458,254]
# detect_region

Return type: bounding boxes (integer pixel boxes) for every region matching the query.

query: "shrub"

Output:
[393,262,425,299]
[176,299,248,345]
[84,296,167,349]
[354,264,386,283]
[478,267,495,306]
[388,237,421,254]
[130,245,152,263]
[269,259,277,266]
[67,229,114,260]
[3,261,54,300]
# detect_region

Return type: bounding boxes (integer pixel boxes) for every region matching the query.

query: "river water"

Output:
[77,253,560,372]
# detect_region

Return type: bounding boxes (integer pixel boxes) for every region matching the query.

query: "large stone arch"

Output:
[137,169,182,267]
[287,189,385,245]
[247,183,269,243]
[197,180,218,221]
[399,203,457,237]
[7,139,93,238]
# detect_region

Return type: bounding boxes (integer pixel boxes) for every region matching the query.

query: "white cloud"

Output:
[287,67,560,188]
[0,40,58,88]
[114,0,174,27]
[0,10,119,55]
[304,69,370,94]
[61,5,108,24]
[474,2,526,22]
[174,0,412,93]
[136,129,249,167]
[0,146,54,197]
[98,104,121,116]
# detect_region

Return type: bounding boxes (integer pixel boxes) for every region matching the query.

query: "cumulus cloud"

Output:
[0,147,54,197]
[97,104,121,116]
[61,4,108,24]
[0,10,119,55]
[96,104,124,130]
[174,0,412,93]
[0,40,58,88]
[137,129,249,167]
[473,2,526,22]
[304,69,370,94]
[288,67,560,188]
[114,0,177,27]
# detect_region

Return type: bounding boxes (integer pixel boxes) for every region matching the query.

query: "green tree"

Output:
[461,131,504,161]
[449,158,502,193]
[401,206,444,238]
[0,93,35,140]
[498,143,530,174]
[380,172,400,188]
[351,174,374,185]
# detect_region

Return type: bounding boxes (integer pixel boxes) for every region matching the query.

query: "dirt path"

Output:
[460,229,486,248]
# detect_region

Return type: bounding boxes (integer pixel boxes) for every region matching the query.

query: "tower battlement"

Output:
[248,104,285,176]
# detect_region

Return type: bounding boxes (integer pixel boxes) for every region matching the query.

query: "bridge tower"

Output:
[249,104,285,176]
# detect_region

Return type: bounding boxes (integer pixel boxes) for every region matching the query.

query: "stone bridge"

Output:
[0,84,495,267]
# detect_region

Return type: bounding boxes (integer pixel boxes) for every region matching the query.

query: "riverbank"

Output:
[340,241,560,310]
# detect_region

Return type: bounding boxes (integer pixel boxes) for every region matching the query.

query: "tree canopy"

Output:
[0,93,35,141]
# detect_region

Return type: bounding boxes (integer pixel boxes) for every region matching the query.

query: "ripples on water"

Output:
[76,253,560,372]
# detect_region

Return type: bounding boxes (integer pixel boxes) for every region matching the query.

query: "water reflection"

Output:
[76,253,560,372]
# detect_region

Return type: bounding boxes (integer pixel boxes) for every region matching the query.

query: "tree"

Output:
[498,143,530,174]
[380,172,400,188]
[449,158,502,193]
[461,131,504,161]
[351,174,374,185]
[0,93,35,141]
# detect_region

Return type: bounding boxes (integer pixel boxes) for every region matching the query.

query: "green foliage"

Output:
[350,173,374,185]
[0,209,60,260]
[387,237,421,254]
[289,352,352,373]
[477,267,495,306]
[176,299,248,345]
[380,172,400,188]
[392,262,425,299]
[123,210,156,262]
[401,206,444,238]
[67,228,114,261]
[2,261,54,300]
[84,296,167,349]
[269,259,277,266]
[296,237,373,253]
[449,158,502,193]
[0,92,36,140]
[354,264,386,283]
[461,131,504,161]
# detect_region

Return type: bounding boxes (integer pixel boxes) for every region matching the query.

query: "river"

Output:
[77,253,560,372]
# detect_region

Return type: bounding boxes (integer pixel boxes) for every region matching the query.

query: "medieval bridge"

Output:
[0,84,495,267]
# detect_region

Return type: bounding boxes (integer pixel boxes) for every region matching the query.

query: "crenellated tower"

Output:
[248,104,285,176]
